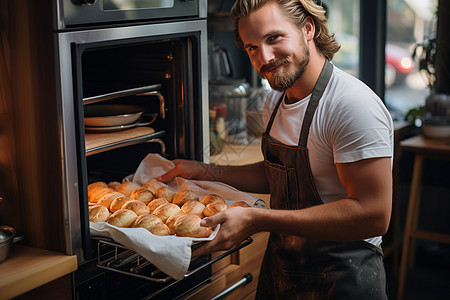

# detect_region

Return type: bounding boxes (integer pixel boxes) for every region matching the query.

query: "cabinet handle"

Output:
[210,273,253,300]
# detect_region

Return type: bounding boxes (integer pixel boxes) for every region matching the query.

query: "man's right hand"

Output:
[156,159,208,182]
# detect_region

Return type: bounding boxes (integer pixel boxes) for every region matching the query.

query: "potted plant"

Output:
[404,35,436,126]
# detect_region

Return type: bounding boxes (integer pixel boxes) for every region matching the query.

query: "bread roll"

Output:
[181,200,205,218]
[132,214,171,236]
[147,198,169,213]
[110,195,133,212]
[174,214,213,238]
[154,186,177,202]
[108,181,121,190]
[229,201,251,208]
[107,209,138,227]
[88,186,117,203]
[150,223,172,236]
[172,190,199,206]
[121,199,150,216]
[142,178,168,194]
[88,181,107,193]
[165,211,184,234]
[130,187,154,205]
[89,205,110,222]
[203,202,228,217]
[117,181,141,196]
[152,203,181,223]
[97,192,124,210]
[200,194,225,206]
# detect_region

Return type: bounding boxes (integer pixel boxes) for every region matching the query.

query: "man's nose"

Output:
[259,44,275,64]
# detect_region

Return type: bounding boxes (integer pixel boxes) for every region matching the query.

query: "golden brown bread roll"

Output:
[147,198,169,213]
[107,209,138,227]
[107,181,121,190]
[200,194,226,206]
[165,211,184,234]
[203,202,228,217]
[154,186,177,202]
[88,186,117,203]
[172,190,199,206]
[110,195,133,212]
[229,201,251,208]
[142,178,168,194]
[150,223,172,236]
[174,214,213,238]
[121,199,150,216]
[130,187,154,205]
[97,192,125,210]
[88,181,107,193]
[89,204,110,222]
[152,203,181,223]
[116,181,141,196]
[181,200,205,218]
[132,214,171,236]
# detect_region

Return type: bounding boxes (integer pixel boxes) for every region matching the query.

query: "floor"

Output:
[384,241,450,300]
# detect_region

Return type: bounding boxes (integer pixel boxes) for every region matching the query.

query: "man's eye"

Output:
[268,35,281,43]
[247,46,258,52]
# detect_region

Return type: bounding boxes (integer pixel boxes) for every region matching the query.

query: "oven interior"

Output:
[73,34,204,259]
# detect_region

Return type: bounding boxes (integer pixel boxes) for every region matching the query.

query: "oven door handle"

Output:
[210,273,253,300]
[184,237,253,279]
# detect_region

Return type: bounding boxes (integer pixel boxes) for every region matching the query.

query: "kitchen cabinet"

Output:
[0,245,77,300]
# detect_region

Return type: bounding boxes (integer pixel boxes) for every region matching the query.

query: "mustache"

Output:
[259,58,290,74]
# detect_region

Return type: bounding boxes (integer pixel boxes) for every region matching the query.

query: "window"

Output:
[327,0,361,78]
[384,0,438,123]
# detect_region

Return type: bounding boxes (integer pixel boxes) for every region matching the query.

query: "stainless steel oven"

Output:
[51,0,251,298]
[56,0,204,29]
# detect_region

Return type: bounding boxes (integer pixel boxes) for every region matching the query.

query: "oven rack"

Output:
[85,130,166,156]
[95,237,253,283]
[83,85,166,120]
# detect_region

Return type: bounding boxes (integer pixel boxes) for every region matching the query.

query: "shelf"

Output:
[85,127,165,155]
[0,245,77,300]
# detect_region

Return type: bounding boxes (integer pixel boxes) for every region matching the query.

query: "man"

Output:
[158,0,392,298]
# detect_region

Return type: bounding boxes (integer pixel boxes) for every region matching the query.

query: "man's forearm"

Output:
[198,161,270,194]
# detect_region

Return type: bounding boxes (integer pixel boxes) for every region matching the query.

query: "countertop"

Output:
[210,140,264,166]
[0,244,77,300]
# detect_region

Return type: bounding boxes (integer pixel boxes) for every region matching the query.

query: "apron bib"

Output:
[256,60,387,300]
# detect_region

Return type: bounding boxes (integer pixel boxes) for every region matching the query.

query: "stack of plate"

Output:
[84,104,151,132]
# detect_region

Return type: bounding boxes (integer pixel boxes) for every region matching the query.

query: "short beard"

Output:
[259,41,310,91]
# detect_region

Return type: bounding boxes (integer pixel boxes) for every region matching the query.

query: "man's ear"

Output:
[303,16,316,42]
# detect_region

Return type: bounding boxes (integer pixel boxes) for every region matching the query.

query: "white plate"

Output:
[84,104,145,127]
[85,114,156,132]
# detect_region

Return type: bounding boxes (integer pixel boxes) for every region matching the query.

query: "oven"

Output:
[52,0,251,298]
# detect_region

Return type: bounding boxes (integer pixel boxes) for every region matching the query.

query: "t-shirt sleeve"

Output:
[326,90,393,163]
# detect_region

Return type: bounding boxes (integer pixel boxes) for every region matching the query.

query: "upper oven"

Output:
[56,0,206,29]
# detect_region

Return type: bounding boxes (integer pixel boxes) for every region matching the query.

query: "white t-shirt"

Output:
[262,66,394,247]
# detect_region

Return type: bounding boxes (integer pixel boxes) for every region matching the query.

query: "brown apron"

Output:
[255,60,388,299]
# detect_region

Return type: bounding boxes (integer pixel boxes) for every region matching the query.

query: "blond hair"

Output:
[230,0,340,60]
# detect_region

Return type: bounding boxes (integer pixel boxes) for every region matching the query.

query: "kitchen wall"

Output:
[0,0,66,252]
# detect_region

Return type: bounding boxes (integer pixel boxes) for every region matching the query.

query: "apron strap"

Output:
[298,60,333,147]
[264,92,285,135]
